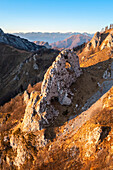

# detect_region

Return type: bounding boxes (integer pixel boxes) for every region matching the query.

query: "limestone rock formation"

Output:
[86,32,101,50]
[83,29,113,54]
[41,50,81,105]
[0,28,45,51]
[78,28,113,67]
[22,50,82,131]
[101,33,113,50]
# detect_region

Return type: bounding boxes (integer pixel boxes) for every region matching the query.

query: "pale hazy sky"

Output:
[0,0,113,33]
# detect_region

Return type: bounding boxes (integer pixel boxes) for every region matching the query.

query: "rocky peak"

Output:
[86,31,101,50]
[101,33,113,50]
[22,49,82,131]
[41,49,81,105]
[85,29,113,52]
[0,28,4,36]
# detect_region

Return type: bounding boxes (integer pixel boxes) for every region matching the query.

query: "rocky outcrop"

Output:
[34,41,51,48]
[41,50,81,105]
[22,50,82,131]
[84,30,113,53]
[78,29,113,66]
[86,32,101,50]
[101,33,113,50]
[0,28,45,51]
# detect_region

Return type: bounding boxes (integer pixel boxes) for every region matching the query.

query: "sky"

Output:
[0,0,113,33]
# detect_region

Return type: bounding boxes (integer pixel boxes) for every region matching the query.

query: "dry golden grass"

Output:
[80,47,112,67]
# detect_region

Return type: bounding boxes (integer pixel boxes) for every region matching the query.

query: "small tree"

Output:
[110,24,113,29]
[105,26,108,31]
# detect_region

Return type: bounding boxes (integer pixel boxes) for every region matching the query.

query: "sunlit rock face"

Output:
[86,32,101,50]
[101,34,113,50]
[22,50,82,132]
[41,49,82,105]
[85,31,113,52]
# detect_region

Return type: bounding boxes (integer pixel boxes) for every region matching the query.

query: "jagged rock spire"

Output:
[22,49,82,132]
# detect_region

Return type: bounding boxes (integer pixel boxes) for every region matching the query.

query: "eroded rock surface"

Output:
[22,50,82,131]
[101,33,113,50]
[86,32,101,50]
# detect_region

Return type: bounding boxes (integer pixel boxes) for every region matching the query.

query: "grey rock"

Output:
[33,63,38,70]
[22,49,82,132]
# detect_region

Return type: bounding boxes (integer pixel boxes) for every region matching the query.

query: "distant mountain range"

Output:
[13,32,94,44]
[50,34,91,49]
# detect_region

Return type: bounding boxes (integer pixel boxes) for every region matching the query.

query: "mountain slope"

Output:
[77,28,113,67]
[0,43,59,105]
[0,28,45,51]
[51,34,91,49]
[0,29,113,170]
[0,48,113,169]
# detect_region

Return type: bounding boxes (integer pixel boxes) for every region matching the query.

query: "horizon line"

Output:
[6,30,95,34]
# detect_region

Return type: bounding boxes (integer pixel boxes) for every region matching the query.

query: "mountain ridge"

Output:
[51,34,91,49]
[13,31,94,43]
[0,28,45,51]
